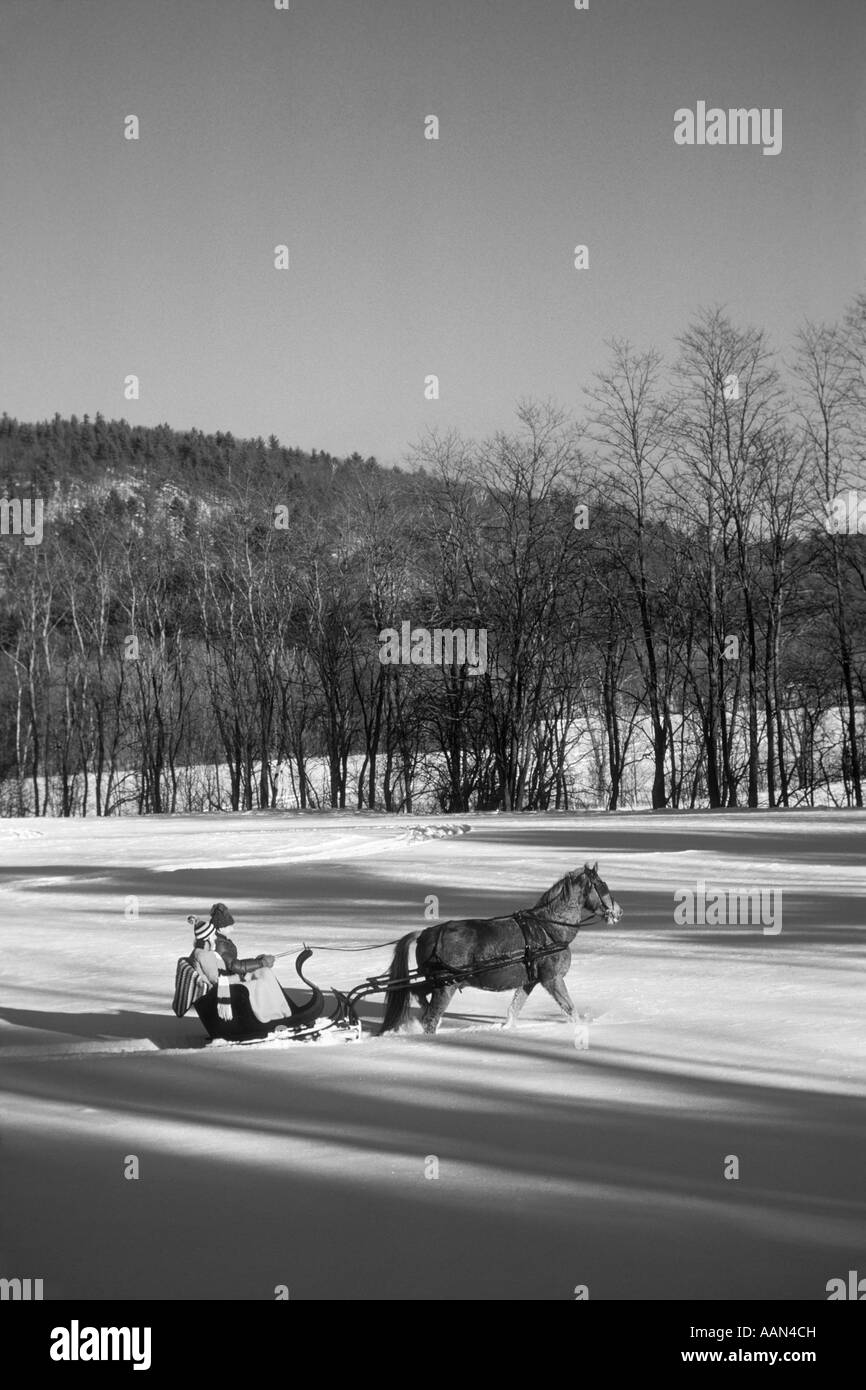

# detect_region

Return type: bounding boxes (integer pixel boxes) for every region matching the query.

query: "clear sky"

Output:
[1,0,863,464]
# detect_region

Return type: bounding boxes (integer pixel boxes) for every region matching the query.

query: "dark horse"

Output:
[379,863,622,1040]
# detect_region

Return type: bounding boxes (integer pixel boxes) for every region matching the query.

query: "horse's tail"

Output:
[379,931,421,1035]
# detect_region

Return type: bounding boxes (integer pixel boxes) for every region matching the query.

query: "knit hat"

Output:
[209,903,234,932]
[188,914,216,943]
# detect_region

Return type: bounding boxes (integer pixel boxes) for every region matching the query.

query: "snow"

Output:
[0,809,864,1300]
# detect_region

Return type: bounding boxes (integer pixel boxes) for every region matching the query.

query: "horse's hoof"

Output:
[573,1025,590,1050]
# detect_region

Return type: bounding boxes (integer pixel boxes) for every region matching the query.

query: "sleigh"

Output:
[182,948,362,1047]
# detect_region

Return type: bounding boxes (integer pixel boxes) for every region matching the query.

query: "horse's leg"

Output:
[502,981,536,1029]
[422,982,457,1034]
[541,974,576,1020]
[411,986,430,1027]
[541,976,589,1049]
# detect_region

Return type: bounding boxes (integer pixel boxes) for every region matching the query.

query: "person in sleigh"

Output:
[189,904,292,1023]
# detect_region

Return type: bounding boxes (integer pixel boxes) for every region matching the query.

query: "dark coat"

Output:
[214,933,266,979]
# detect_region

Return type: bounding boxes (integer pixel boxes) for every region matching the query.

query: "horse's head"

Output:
[532,864,623,930]
[580,862,623,924]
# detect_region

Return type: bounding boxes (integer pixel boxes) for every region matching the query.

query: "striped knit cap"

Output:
[189,915,216,943]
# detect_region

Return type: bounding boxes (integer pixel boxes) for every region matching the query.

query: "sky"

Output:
[1,0,864,465]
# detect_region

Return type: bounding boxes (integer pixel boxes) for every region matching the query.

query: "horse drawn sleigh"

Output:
[173,864,623,1048]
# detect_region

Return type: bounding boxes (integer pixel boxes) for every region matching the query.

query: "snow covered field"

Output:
[1,809,864,1301]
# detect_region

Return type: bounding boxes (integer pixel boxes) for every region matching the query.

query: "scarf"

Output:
[217,969,234,1021]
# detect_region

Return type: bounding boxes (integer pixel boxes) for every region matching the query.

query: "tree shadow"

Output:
[0,974,349,1050]
[1,1031,864,1299]
[0,1004,203,1050]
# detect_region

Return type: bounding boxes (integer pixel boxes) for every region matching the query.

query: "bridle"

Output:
[533,869,620,929]
[587,871,620,925]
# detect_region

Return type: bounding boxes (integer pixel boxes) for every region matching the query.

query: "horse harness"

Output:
[513,909,571,983]
[424,909,576,989]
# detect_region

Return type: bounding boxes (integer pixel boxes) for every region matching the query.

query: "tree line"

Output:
[1,302,865,815]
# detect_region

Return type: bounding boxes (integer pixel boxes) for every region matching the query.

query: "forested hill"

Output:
[2,299,865,819]
[0,411,391,504]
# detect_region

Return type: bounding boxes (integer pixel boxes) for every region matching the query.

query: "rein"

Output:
[276,878,611,958]
[529,908,604,928]
[278,939,406,957]
[285,908,603,958]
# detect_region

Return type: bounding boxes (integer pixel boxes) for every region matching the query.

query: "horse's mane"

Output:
[532,868,581,912]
